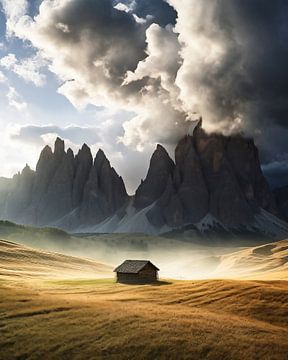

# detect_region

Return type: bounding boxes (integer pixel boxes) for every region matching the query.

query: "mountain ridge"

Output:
[0,122,288,239]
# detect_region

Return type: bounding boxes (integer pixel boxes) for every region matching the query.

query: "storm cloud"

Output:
[2,0,288,186]
[167,0,288,133]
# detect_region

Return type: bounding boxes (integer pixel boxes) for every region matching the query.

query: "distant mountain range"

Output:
[1,120,288,240]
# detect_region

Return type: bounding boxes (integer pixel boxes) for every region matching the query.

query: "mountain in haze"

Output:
[0,121,288,240]
[0,138,128,229]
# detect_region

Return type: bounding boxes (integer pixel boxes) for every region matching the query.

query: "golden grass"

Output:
[215,239,288,280]
[1,278,288,360]
[0,239,112,280]
[1,239,288,359]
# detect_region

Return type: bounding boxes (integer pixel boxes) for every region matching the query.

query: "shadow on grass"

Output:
[117,280,172,286]
[48,278,173,287]
[151,280,172,286]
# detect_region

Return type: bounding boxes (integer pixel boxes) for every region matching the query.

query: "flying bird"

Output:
[60,79,75,87]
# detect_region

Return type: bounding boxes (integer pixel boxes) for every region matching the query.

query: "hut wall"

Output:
[116,263,159,284]
[138,267,157,282]
[117,270,158,284]
[116,273,140,284]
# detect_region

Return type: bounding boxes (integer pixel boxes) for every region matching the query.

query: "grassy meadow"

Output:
[1,277,288,360]
[0,231,288,359]
[0,239,288,359]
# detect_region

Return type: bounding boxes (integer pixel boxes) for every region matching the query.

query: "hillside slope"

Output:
[216,239,288,280]
[0,239,112,280]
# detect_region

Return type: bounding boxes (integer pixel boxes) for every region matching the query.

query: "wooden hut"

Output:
[114,260,159,284]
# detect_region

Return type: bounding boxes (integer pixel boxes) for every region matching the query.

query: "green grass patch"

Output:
[0,220,70,242]
[47,278,115,286]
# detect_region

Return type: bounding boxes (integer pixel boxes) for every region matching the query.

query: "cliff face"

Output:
[135,120,278,228]
[1,165,35,222]
[0,138,129,228]
[0,125,281,233]
[192,121,278,223]
[134,144,175,210]
[79,149,128,225]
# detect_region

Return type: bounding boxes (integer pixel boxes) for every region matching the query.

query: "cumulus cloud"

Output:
[0,53,47,86]
[0,70,7,83]
[0,59,29,115]
[1,0,28,36]
[1,0,191,150]
[7,86,27,111]
[10,124,101,146]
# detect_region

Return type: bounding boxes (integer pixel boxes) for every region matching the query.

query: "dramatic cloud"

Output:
[120,0,177,27]
[167,0,288,137]
[1,0,190,150]
[1,0,288,187]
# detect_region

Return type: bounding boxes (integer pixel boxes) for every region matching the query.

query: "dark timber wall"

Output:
[116,263,158,284]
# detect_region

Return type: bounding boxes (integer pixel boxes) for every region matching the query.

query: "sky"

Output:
[0,0,288,192]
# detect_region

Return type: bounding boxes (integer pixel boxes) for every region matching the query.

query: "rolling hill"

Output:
[0,239,112,280]
[215,239,288,280]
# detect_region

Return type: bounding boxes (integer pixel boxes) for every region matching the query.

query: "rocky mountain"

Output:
[0,122,287,240]
[0,138,129,229]
[124,120,286,239]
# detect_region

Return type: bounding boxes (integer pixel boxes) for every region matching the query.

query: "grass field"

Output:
[0,239,112,280]
[1,278,288,360]
[1,240,288,360]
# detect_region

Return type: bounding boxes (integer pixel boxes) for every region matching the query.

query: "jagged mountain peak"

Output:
[40,144,53,156]
[152,143,174,163]
[156,143,168,152]
[80,143,91,152]
[54,137,65,155]
[75,144,92,161]
[94,148,111,174]
[72,144,93,208]
[192,117,203,136]
[22,163,32,173]
[67,148,74,158]
[134,144,175,210]
[36,145,53,172]
[95,148,107,161]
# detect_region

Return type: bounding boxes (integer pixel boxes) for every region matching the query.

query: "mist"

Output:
[9,229,264,280]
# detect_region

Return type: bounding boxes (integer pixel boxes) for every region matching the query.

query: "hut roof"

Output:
[114,260,159,274]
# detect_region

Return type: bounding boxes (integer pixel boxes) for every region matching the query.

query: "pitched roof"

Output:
[114,260,159,274]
